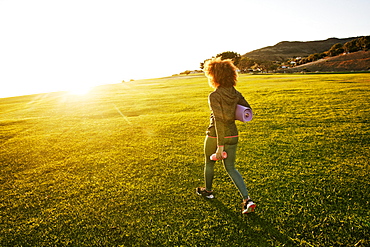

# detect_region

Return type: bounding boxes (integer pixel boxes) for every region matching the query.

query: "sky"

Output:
[0,0,369,98]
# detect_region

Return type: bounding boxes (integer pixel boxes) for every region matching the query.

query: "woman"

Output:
[196,57,256,214]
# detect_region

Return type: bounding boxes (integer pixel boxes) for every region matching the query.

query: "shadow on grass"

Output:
[206,198,297,246]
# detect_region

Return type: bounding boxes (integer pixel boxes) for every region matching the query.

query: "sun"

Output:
[68,85,92,96]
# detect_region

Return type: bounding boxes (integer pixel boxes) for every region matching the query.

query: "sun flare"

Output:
[68,85,92,96]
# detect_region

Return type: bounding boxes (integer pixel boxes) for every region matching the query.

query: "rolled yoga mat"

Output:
[235,104,253,122]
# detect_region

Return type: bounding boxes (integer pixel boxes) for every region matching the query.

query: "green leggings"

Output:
[204,135,249,199]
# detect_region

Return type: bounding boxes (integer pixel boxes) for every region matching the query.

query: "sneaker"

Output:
[196,187,214,199]
[242,199,256,214]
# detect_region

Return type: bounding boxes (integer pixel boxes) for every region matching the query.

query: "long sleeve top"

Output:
[206,86,251,146]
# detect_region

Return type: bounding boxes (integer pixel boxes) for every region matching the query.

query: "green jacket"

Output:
[206,86,251,146]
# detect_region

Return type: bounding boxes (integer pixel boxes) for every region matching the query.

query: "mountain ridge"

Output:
[243,37,358,61]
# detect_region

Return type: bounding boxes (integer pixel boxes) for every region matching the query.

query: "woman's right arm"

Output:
[238,93,251,109]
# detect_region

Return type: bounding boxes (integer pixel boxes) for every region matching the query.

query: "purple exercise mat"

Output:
[235,104,253,122]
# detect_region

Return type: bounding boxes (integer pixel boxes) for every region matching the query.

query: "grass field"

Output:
[1,73,369,246]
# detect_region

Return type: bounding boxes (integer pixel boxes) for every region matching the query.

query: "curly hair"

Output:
[203,57,238,88]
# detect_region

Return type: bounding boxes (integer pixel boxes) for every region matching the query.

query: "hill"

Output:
[243,37,356,61]
[286,50,370,72]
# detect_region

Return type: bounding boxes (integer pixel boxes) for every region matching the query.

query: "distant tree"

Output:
[319,52,327,59]
[200,58,212,70]
[328,43,344,56]
[343,39,360,53]
[307,54,317,62]
[180,70,191,75]
[264,61,279,72]
[307,52,326,62]
[200,62,205,70]
[357,36,370,51]
[298,57,310,65]
[252,60,278,72]
[216,51,241,66]
[238,57,255,72]
[200,51,241,70]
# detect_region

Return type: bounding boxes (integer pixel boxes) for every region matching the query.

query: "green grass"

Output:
[1,73,369,246]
